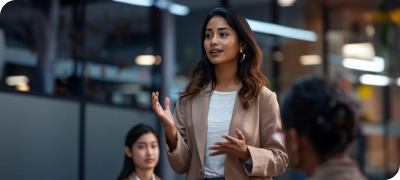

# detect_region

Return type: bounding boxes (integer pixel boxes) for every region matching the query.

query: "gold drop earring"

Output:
[240,48,246,63]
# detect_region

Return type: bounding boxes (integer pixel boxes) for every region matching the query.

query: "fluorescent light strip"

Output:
[359,74,391,86]
[113,0,153,7]
[113,0,190,16]
[246,19,317,41]
[397,78,400,86]
[169,3,190,16]
[342,56,384,72]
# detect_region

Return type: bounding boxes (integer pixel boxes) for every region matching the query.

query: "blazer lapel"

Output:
[191,84,212,168]
[228,82,250,137]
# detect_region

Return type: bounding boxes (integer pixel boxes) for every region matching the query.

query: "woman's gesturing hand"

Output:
[152,91,174,128]
[208,129,251,162]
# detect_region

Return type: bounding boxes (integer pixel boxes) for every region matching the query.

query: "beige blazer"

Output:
[165,83,288,180]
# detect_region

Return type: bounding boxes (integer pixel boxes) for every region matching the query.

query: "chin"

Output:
[209,59,228,65]
[144,163,157,169]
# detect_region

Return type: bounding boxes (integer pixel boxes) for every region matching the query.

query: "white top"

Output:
[204,90,237,178]
[133,174,156,180]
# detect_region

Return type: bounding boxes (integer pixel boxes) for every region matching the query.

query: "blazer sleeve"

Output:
[244,92,289,177]
[164,95,191,174]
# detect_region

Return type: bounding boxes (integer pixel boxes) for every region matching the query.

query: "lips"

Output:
[145,159,154,163]
[210,48,222,56]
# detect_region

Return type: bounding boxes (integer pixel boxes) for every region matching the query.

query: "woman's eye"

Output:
[205,34,212,38]
[220,33,227,37]
[138,146,144,149]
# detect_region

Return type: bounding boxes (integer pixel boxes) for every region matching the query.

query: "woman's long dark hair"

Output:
[180,7,270,109]
[116,124,158,180]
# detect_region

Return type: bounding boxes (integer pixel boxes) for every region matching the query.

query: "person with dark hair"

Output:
[152,7,288,180]
[116,124,161,180]
[281,76,366,180]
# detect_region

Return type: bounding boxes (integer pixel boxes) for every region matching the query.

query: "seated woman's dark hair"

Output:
[116,123,158,180]
[281,76,359,159]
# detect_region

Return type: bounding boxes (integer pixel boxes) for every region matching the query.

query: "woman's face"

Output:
[204,16,242,65]
[126,132,160,171]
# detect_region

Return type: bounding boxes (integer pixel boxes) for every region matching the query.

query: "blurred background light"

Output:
[169,3,190,16]
[360,74,391,86]
[6,76,29,86]
[113,0,153,7]
[277,0,297,7]
[300,55,321,65]
[365,25,375,37]
[16,84,30,92]
[397,77,400,86]
[342,43,375,60]
[114,0,190,16]
[246,19,317,41]
[135,55,156,66]
[154,55,162,65]
[342,56,384,72]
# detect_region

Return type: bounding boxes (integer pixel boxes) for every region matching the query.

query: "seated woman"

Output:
[281,76,366,180]
[116,124,161,180]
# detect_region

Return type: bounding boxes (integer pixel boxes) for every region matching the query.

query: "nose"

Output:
[145,147,151,156]
[210,34,218,45]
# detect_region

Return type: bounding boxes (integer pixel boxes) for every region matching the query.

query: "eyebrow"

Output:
[205,27,231,31]
[137,141,158,145]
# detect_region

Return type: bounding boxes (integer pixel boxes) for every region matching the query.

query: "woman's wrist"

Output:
[163,124,176,133]
[240,147,251,161]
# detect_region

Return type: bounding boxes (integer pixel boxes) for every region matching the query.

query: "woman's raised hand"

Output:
[152,91,174,128]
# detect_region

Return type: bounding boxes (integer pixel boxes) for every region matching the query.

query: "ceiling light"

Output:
[246,19,317,42]
[359,74,391,86]
[113,0,153,7]
[300,55,321,65]
[278,0,296,7]
[342,56,384,72]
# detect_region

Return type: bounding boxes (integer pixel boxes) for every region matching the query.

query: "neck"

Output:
[135,168,153,180]
[214,62,239,91]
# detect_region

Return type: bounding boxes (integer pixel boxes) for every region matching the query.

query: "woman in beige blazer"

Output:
[152,7,288,180]
[116,124,161,180]
[281,76,367,180]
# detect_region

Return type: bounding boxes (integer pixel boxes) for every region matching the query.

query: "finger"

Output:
[209,151,227,156]
[164,97,170,110]
[222,134,238,144]
[213,142,231,146]
[208,145,222,150]
[236,129,245,141]
[153,94,160,109]
[151,93,158,108]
